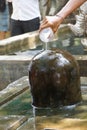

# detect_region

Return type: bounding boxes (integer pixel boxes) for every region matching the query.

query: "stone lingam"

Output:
[28,48,82,108]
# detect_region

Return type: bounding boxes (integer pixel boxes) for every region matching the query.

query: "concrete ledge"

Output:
[0,31,41,55]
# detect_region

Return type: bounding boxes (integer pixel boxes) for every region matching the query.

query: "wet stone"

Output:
[29,49,82,108]
[0,76,29,106]
[0,115,27,130]
[18,115,87,130]
[0,89,32,130]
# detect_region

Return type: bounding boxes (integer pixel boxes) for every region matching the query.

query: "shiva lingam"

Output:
[28,47,82,108]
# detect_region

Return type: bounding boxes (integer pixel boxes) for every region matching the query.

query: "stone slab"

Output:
[18,117,87,130]
[0,115,27,130]
[0,89,32,117]
[0,76,29,106]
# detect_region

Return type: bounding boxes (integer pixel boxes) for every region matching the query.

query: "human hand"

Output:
[39,15,63,33]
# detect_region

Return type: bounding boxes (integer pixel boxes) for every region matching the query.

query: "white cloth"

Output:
[9,0,41,21]
[80,1,87,14]
[7,0,12,2]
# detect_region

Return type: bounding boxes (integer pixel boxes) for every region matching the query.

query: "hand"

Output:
[39,15,63,33]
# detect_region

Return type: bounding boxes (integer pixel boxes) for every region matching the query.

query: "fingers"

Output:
[39,19,53,32]
[39,16,58,33]
[39,17,49,32]
[41,16,48,24]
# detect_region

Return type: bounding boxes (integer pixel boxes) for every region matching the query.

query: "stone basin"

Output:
[0,77,87,130]
[19,84,87,130]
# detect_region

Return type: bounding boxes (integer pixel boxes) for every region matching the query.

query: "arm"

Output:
[56,0,87,19]
[39,0,87,33]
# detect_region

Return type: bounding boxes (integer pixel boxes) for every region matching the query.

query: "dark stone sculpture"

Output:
[29,49,82,108]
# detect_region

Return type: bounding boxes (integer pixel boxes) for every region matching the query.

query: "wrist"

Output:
[55,14,64,22]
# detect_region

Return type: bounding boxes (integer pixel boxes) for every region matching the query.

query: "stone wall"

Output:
[0,56,32,90]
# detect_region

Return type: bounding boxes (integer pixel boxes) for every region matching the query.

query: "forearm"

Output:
[56,0,87,20]
[39,0,87,33]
